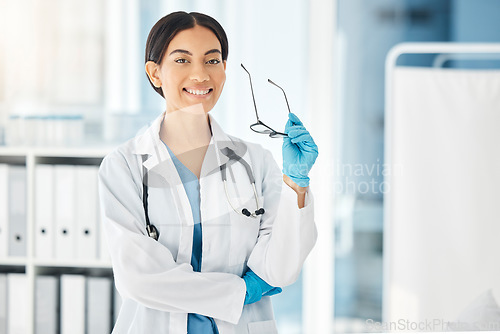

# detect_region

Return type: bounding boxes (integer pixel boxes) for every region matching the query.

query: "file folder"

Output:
[75,165,98,260]
[7,273,28,334]
[86,276,112,333]
[60,274,85,334]
[8,166,27,257]
[54,165,76,260]
[35,164,55,259]
[0,164,8,259]
[35,275,58,334]
[0,274,6,333]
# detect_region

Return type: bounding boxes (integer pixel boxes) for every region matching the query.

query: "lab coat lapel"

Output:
[131,112,195,266]
[198,115,248,222]
[131,112,177,183]
[201,114,246,175]
[202,115,231,175]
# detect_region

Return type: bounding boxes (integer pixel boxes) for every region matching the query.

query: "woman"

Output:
[98,11,318,334]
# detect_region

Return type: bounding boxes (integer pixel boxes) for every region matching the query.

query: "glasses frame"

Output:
[241,63,290,138]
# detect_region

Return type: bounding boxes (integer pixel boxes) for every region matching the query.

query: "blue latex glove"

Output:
[242,269,282,305]
[282,113,319,187]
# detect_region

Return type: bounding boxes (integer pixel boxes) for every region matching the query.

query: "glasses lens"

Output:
[270,131,287,138]
[250,123,273,134]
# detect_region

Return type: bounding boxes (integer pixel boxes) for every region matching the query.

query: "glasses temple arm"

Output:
[268,79,291,114]
[241,63,261,121]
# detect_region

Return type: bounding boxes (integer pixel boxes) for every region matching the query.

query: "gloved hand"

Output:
[242,269,282,305]
[282,113,319,187]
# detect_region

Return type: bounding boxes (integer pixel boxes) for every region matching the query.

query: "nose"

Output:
[190,63,210,82]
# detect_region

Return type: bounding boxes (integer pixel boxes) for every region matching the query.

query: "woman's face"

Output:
[149,25,226,113]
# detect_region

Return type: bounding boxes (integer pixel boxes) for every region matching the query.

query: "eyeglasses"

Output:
[241,63,290,138]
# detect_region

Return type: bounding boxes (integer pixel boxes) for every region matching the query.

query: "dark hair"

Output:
[145,11,229,98]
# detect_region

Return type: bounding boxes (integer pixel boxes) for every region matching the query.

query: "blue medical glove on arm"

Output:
[282,113,319,187]
[242,269,282,305]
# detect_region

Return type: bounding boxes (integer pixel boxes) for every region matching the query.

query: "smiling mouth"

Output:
[184,88,213,96]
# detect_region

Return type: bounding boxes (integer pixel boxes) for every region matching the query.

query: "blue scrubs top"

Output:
[164,143,218,334]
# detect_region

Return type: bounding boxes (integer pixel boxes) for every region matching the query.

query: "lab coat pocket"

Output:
[227,196,263,267]
[247,320,278,334]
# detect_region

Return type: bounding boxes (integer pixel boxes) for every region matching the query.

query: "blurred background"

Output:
[1,0,500,333]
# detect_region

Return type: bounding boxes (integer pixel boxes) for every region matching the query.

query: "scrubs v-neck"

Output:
[164,143,218,334]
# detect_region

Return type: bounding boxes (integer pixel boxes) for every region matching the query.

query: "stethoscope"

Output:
[141,148,265,241]
[220,147,265,218]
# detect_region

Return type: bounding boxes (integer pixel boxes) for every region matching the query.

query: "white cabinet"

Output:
[0,146,115,334]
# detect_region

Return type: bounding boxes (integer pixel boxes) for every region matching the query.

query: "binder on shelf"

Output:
[75,165,98,260]
[0,164,8,259]
[35,275,59,334]
[8,165,27,257]
[60,274,85,334]
[0,274,6,333]
[7,273,28,334]
[35,164,55,259]
[0,150,112,334]
[54,165,76,260]
[87,276,112,333]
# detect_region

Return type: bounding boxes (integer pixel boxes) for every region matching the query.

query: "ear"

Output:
[223,60,227,71]
[145,61,162,87]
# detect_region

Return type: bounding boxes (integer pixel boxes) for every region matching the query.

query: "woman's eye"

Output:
[207,59,221,65]
[175,58,188,64]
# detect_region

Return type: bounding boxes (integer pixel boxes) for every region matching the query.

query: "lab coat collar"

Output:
[131,111,243,171]
[131,111,168,169]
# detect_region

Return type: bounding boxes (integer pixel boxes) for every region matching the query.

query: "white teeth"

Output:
[186,89,210,95]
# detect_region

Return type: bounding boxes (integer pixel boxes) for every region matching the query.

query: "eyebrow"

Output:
[169,49,222,56]
[204,49,222,56]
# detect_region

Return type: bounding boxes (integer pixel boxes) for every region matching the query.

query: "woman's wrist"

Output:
[283,175,307,208]
[283,174,308,194]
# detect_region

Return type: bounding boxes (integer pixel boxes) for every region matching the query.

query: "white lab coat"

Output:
[98,111,317,334]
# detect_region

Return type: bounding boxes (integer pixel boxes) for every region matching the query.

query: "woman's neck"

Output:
[160,104,212,153]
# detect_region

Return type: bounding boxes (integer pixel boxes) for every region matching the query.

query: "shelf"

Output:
[34,261,113,277]
[0,155,26,164]
[0,259,27,274]
[0,257,28,266]
[0,259,112,271]
[0,148,116,333]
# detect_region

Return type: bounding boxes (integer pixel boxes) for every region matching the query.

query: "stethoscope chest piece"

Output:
[146,224,160,241]
[241,207,265,217]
